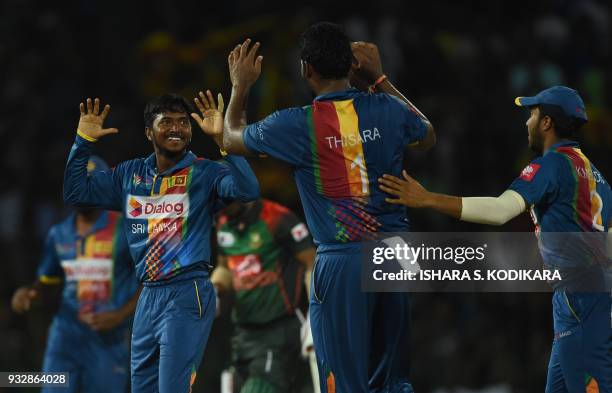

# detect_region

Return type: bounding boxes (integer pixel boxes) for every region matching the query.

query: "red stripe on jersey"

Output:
[312,101,351,197]
[556,147,593,231]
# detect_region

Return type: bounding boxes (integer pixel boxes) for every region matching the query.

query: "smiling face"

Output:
[146,111,192,156]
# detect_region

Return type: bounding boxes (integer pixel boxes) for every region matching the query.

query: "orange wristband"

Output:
[369,74,388,92]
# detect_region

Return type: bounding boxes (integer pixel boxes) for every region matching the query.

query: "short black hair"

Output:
[144,93,193,128]
[300,22,352,80]
[536,104,586,139]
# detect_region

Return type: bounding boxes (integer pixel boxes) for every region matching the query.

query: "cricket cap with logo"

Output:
[514,85,588,122]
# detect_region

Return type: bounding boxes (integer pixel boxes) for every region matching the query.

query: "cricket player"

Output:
[212,198,316,392]
[12,156,140,393]
[378,86,612,393]
[217,22,436,392]
[63,93,260,392]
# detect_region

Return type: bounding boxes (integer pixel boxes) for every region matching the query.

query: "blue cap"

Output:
[87,156,109,174]
[514,86,587,122]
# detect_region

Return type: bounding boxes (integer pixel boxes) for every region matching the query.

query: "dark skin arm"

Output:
[294,247,316,298]
[223,39,263,155]
[378,170,462,219]
[350,42,436,151]
[11,280,62,314]
[211,254,232,294]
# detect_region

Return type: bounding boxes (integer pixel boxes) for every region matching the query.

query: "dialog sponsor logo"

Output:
[61,259,112,281]
[126,194,189,219]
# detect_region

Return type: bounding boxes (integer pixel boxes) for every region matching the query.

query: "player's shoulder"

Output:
[49,213,76,238]
[191,157,232,180]
[531,151,568,170]
[113,157,148,175]
[367,91,405,107]
[270,106,308,122]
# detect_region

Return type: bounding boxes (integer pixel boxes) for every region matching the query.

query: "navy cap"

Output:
[515,86,587,122]
[86,156,109,174]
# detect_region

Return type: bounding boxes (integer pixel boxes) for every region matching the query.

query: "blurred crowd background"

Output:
[1,0,610,392]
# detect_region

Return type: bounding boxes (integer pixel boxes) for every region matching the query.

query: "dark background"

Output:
[1,0,610,392]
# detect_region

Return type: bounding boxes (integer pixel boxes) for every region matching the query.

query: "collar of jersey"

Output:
[544,140,579,155]
[144,151,197,175]
[71,210,109,239]
[313,87,360,102]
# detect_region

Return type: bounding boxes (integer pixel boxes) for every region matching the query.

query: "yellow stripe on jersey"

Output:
[333,100,369,197]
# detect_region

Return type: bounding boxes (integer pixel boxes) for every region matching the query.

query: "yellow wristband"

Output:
[77,129,97,142]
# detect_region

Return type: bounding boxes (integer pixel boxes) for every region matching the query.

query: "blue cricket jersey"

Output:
[63,135,260,283]
[243,88,428,245]
[509,141,611,285]
[36,211,139,322]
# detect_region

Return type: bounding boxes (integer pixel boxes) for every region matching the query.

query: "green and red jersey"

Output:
[217,200,313,325]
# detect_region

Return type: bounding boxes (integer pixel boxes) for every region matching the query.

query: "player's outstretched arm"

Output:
[379,170,462,218]
[351,42,436,151]
[215,154,260,202]
[379,170,526,225]
[64,98,123,210]
[223,38,263,156]
[295,247,316,299]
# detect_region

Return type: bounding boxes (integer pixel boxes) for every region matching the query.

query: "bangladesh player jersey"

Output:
[64,135,260,283]
[36,211,139,322]
[217,200,313,325]
[243,88,428,245]
[509,141,611,282]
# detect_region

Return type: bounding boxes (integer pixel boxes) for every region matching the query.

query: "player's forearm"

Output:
[63,136,95,206]
[423,192,463,220]
[304,268,312,299]
[460,190,526,226]
[211,265,233,293]
[220,155,260,202]
[223,85,251,155]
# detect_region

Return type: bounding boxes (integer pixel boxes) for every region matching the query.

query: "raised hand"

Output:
[350,41,384,84]
[77,98,119,141]
[11,286,38,314]
[378,170,431,208]
[191,90,225,146]
[228,38,263,89]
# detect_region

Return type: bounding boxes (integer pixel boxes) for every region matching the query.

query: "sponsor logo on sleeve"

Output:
[291,222,309,242]
[519,163,541,182]
[126,194,189,219]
